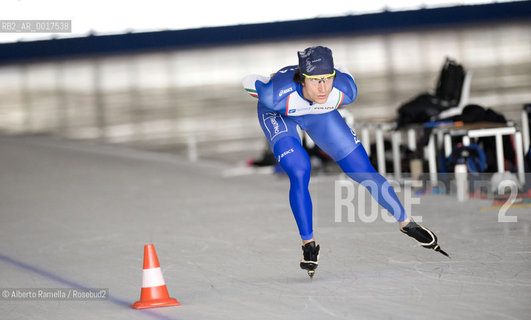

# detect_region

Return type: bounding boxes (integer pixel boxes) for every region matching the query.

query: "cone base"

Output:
[131,297,180,309]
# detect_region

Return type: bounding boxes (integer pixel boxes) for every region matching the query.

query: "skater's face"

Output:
[302,71,335,104]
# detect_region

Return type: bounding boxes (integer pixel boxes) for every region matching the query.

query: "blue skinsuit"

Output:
[243,66,406,240]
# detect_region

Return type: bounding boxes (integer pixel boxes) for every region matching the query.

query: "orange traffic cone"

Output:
[131,244,180,309]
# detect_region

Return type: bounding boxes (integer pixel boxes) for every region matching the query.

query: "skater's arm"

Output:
[241,71,290,113]
[333,66,358,105]
[242,74,270,99]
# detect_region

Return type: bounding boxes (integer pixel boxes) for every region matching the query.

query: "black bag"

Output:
[397,93,446,127]
[396,58,466,127]
[435,58,465,108]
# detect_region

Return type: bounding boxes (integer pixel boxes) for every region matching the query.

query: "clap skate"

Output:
[300,241,320,278]
[400,221,450,258]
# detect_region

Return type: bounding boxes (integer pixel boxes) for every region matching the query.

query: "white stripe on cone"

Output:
[142,267,166,288]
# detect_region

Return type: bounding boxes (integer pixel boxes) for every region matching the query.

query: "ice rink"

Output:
[0,134,530,320]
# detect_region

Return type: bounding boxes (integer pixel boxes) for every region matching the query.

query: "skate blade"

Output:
[434,245,450,258]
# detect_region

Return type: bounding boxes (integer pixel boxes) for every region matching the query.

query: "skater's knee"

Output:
[289,164,311,183]
[337,147,377,179]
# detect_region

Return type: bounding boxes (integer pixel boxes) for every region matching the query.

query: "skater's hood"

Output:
[297,46,334,76]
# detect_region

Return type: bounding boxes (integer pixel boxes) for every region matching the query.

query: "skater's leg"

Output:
[272,136,314,242]
[337,145,408,223]
[257,103,317,243]
[302,111,406,222]
[274,138,322,273]
[337,145,449,256]
[257,104,323,273]
[300,110,447,256]
[336,142,449,255]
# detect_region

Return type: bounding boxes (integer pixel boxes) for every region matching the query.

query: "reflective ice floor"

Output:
[0,134,530,319]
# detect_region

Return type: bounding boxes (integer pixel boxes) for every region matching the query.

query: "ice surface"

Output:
[0,135,529,320]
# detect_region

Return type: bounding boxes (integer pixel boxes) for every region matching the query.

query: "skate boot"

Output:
[300,241,320,278]
[400,221,450,258]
